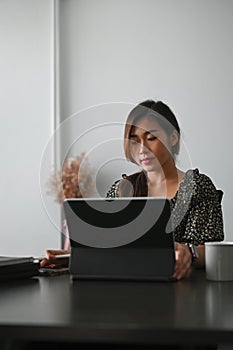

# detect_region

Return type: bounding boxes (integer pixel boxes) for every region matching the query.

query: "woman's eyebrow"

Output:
[129,134,137,138]
[129,129,159,138]
[145,129,159,134]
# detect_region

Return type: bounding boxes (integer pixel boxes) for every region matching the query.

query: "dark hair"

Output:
[124,100,180,163]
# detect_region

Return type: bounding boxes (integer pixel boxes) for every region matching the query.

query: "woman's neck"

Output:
[146,163,185,199]
[147,160,180,185]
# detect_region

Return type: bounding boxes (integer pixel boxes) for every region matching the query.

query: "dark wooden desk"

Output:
[0,270,233,347]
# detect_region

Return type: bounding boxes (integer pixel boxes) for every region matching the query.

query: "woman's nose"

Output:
[139,142,149,154]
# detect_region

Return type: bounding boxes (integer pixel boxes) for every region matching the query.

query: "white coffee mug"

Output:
[205,242,233,281]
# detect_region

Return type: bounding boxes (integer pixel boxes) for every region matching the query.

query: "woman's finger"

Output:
[40,249,70,268]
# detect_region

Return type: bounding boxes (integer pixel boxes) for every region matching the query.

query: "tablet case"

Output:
[64,198,176,281]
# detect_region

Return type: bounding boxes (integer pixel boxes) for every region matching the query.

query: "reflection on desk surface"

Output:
[0,270,233,343]
[174,269,233,329]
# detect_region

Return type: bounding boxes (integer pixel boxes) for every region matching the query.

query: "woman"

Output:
[41,100,224,279]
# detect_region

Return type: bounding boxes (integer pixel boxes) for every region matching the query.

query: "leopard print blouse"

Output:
[106,169,224,245]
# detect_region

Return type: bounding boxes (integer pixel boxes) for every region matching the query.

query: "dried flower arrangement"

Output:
[47,153,94,204]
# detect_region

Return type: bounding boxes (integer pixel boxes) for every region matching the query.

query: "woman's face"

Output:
[128,116,178,172]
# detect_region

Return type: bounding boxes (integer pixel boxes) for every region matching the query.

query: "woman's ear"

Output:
[170,130,179,148]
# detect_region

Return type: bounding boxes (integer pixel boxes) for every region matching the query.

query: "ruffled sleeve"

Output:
[174,169,224,245]
[106,179,121,198]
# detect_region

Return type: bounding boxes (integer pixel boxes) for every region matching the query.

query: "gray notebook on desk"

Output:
[64,197,176,281]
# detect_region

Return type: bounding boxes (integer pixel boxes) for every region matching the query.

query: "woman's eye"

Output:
[147,136,157,141]
[130,140,138,145]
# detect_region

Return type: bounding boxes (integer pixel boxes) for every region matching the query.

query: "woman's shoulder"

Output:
[106,178,122,198]
[106,172,142,198]
[182,168,222,202]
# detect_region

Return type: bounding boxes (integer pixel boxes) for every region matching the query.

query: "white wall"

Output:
[58,0,233,240]
[0,0,60,256]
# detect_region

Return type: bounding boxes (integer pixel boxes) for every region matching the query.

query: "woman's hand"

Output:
[172,243,192,280]
[40,249,70,268]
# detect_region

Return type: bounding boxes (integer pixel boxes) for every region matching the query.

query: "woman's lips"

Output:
[140,158,154,165]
